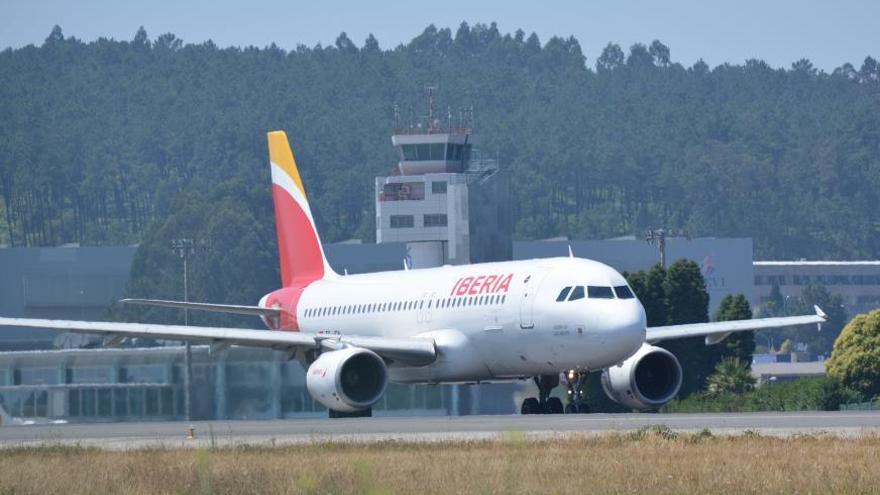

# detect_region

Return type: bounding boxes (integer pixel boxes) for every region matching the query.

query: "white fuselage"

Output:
[290,257,647,383]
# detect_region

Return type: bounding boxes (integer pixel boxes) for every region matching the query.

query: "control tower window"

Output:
[380,182,425,201]
[401,144,448,161]
[424,214,448,227]
[401,145,417,161]
[430,143,445,160]
[390,215,414,228]
[416,144,430,160]
[432,181,447,194]
[446,144,469,161]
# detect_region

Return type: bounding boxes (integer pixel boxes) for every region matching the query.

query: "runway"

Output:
[2,411,880,449]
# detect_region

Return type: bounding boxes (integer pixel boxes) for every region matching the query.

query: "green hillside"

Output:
[1,23,879,261]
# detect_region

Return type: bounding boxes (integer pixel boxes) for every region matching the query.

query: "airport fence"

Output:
[839,400,880,411]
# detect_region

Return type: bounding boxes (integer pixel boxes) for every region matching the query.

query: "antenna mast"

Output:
[424,83,438,133]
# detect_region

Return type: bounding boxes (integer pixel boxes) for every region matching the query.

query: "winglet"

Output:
[814,305,827,332]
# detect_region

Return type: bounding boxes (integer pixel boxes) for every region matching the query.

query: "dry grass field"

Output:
[1,428,879,494]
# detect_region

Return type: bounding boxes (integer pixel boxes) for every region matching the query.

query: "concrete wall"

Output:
[0,246,137,349]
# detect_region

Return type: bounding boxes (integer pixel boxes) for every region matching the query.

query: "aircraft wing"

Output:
[120,298,282,317]
[0,317,436,366]
[645,306,827,345]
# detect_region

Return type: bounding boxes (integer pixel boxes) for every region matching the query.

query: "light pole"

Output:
[645,228,690,268]
[171,238,202,422]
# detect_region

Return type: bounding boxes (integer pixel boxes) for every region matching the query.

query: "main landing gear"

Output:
[520,370,590,415]
[520,375,563,414]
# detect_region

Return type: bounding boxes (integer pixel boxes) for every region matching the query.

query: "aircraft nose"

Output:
[618,300,647,351]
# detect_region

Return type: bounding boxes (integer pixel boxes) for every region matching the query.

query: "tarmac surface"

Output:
[2,411,880,449]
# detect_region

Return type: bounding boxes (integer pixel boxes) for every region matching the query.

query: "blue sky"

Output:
[1,0,877,71]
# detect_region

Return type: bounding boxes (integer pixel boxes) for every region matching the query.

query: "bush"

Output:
[662,376,862,413]
[826,310,880,400]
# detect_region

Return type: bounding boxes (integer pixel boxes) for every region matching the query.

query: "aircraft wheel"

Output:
[576,403,591,414]
[545,397,564,414]
[564,403,578,414]
[521,398,542,415]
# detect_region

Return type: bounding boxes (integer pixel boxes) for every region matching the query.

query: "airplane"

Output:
[0,131,827,417]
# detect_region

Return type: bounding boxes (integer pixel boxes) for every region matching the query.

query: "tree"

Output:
[761,283,785,317]
[625,263,667,326]
[626,260,716,398]
[2,23,880,265]
[626,43,654,67]
[826,310,880,400]
[665,260,709,325]
[660,259,715,397]
[714,294,756,366]
[705,357,756,396]
[648,40,670,67]
[596,43,624,72]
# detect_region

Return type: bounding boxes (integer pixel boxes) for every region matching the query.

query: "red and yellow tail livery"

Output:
[267,131,336,287]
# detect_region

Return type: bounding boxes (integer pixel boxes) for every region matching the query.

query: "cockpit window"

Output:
[568,286,585,301]
[587,286,615,299]
[614,285,635,299]
[556,287,572,302]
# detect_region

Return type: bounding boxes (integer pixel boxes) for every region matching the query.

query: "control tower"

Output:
[375,87,511,268]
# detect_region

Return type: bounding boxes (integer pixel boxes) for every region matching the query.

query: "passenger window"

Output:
[556,287,572,302]
[588,286,615,299]
[568,286,585,301]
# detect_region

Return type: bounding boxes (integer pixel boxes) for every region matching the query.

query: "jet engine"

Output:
[601,343,682,410]
[306,347,388,413]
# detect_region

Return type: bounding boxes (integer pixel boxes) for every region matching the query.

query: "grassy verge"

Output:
[1,430,879,494]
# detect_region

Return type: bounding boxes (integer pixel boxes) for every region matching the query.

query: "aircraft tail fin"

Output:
[267,131,337,286]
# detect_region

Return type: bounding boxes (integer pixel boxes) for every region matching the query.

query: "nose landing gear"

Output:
[563,369,591,414]
[520,370,592,414]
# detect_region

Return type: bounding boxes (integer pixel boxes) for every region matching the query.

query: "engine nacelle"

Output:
[601,343,682,410]
[306,347,388,413]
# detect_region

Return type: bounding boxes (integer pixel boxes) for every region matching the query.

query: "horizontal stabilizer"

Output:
[120,298,283,317]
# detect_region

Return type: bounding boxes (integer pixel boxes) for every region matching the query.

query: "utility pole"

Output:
[645,228,690,268]
[171,238,203,422]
